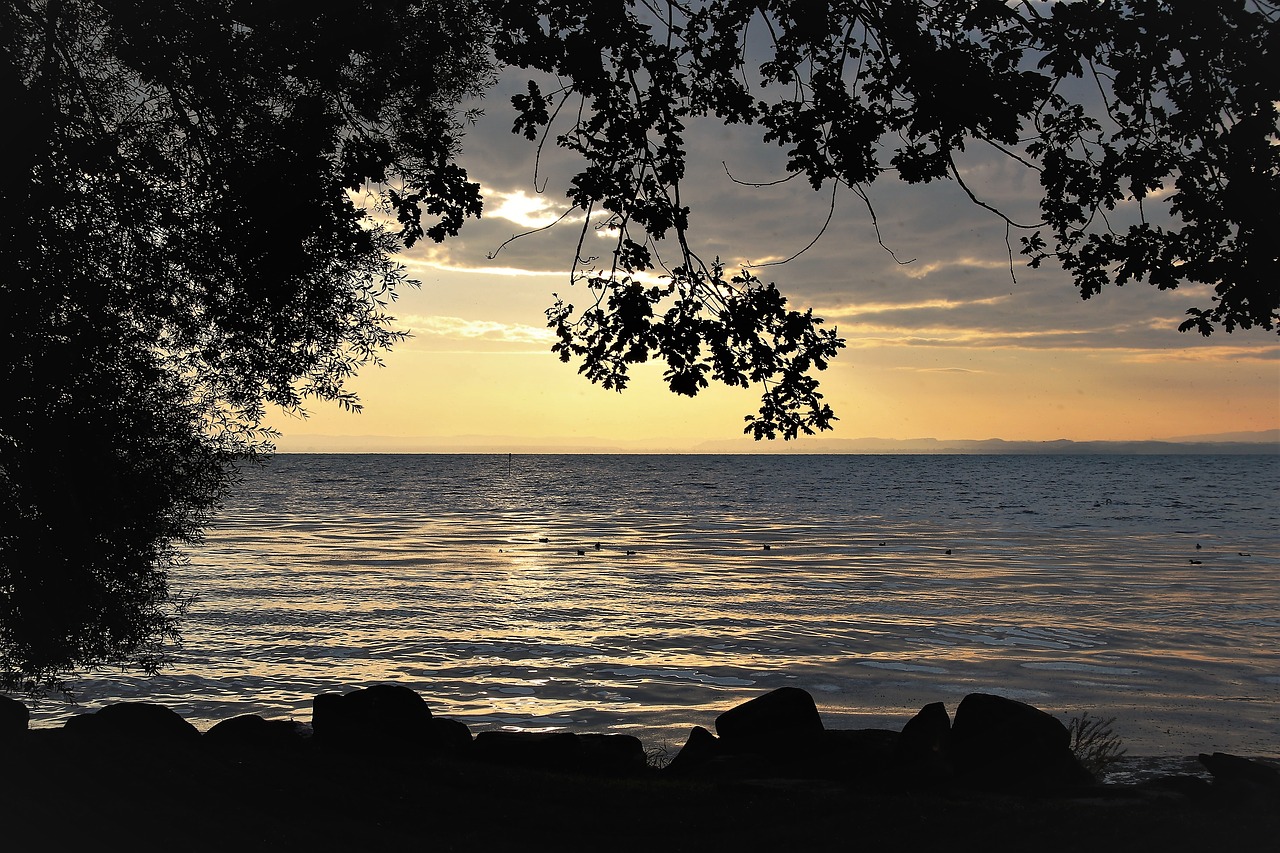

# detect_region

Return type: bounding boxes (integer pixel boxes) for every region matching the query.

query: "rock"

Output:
[0,695,28,739]
[665,725,784,778]
[948,693,1092,789]
[473,731,581,770]
[666,725,722,774]
[1198,752,1280,789]
[431,717,473,755]
[817,729,900,781]
[473,731,645,775]
[63,702,201,743]
[898,702,950,758]
[311,692,349,741]
[714,687,824,753]
[687,691,893,780]
[205,714,308,750]
[894,701,952,785]
[312,684,433,751]
[578,733,647,773]
[344,683,433,732]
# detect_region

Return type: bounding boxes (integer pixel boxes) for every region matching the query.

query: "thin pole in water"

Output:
[508,452,512,476]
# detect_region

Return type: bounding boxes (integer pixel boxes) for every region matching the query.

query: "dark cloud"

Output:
[437,68,1275,361]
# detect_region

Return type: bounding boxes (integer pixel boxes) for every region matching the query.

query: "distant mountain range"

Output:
[273,429,1280,454]
[1162,429,1280,443]
[692,430,1280,455]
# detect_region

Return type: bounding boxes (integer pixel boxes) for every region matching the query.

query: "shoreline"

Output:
[20,687,1280,764]
[3,725,1278,852]
[11,685,1280,770]
[4,686,1279,850]
[22,705,1279,761]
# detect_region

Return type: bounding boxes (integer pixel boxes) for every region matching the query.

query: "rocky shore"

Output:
[2,687,1277,850]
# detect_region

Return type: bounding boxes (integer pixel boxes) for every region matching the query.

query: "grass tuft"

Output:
[645,740,674,769]
[1068,713,1127,780]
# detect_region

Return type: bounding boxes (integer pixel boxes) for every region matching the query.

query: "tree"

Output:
[1,0,494,688]
[0,327,226,689]
[4,0,1275,686]
[489,0,1277,437]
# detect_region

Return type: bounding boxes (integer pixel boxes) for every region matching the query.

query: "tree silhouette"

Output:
[1,0,493,687]
[3,0,1275,685]
[0,328,225,689]
[493,0,1277,436]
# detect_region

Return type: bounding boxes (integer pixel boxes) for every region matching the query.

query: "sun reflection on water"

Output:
[25,453,1280,757]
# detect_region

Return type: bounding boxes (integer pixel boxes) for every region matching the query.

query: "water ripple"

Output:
[26,453,1280,758]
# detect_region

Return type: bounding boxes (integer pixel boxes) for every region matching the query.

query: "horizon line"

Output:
[266,430,1280,455]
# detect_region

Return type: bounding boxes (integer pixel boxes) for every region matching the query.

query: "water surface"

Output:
[30,454,1279,757]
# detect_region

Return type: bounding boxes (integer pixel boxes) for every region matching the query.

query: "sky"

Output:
[267,68,1279,452]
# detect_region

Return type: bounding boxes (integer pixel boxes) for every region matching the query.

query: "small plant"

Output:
[1068,713,1127,780]
[646,740,674,770]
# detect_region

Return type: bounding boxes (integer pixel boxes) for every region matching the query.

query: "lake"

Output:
[28,453,1280,759]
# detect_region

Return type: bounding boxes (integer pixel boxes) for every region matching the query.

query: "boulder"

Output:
[577,733,647,773]
[312,684,433,751]
[714,687,824,753]
[898,702,950,757]
[63,702,201,744]
[473,730,645,775]
[665,725,786,778]
[894,701,952,785]
[665,725,722,774]
[1198,752,1280,789]
[473,731,582,770]
[0,695,28,740]
[431,717,474,755]
[948,693,1092,789]
[816,728,900,781]
[345,683,433,730]
[311,692,348,739]
[680,691,900,780]
[205,714,308,751]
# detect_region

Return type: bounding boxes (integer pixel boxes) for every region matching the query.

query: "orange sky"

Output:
[266,77,1279,452]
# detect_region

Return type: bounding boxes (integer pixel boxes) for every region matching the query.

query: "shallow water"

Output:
[28,454,1280,758]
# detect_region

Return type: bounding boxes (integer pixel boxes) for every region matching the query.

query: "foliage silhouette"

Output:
[0,331,223,690]
[1,0,493,688]
[492,0,1277,434]
[3,0,1276,685]
[1067,713,1127,780]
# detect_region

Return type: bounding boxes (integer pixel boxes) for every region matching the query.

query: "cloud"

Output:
[400,314,557,346]
[896,256,1017,280]
[1121,344,1280,364]
[484,188,583,229]
[817,295,1014,317]
[402,248,566,279]
[435,64,1277,372]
